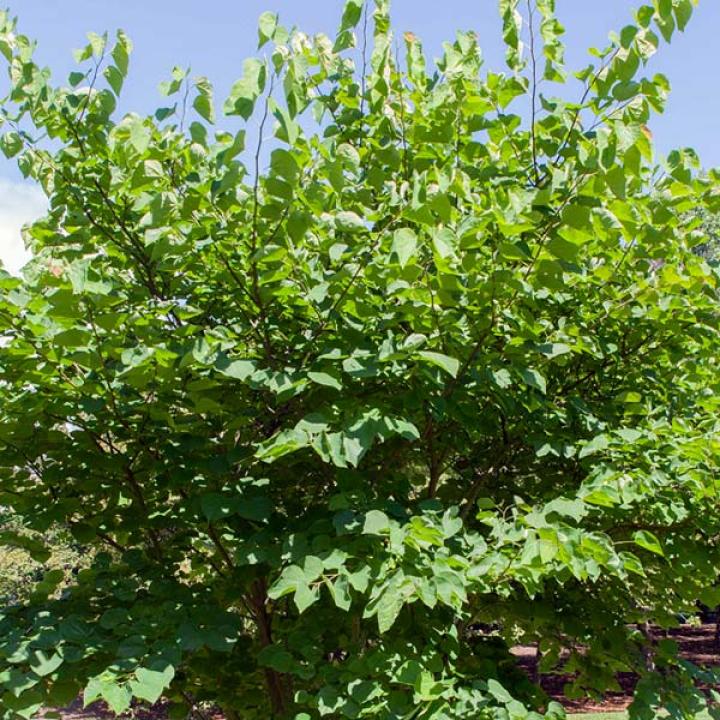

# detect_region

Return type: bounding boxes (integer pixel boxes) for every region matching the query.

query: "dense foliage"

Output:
[0,0,719,718]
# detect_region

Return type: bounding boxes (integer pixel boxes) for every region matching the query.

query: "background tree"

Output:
[690,206,720,262]
[0,1,719,719]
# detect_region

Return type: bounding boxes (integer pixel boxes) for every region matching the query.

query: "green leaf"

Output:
[128,117,151,154]
[544,498,586,522]
[224,58,266,119]
[0,531,51,563]
[498,240,529,261]
[327,575,352,611]
[159,65,187,96]
[376,589,403,633]
[519,367,547,394]
[614,122,641,152]
[633,530,664,557]
[620,551,646,577]
[606,166,626,199]
[201,493,234,522]
[87,31,107,58]
[418,351,460,378]
[674,0,694,31]
[308,371,342,391]
[129,666,175,705]
[103,682,132,715]
[258,11,278,48]
[104,65,124,95]
[699,586,720,608]
[335,211,367,233]
[431,227,456,259]
[391,228,418,268]
[270,148,299,182]
[29,651,63,678]
[617,427,642,443]
[548,235,580,262]
[578,434,609,459]
[47,681,80,708]
[582,486,620,507]
[499,0,525,71]
[339,0,364,32]
[216,357,257,381]
[363,510,391,535]
[4,690,43,720]
[293,582,319,613]
[256,429,309,462]
[237,495,272,522]
[536,342,572,358]
[193,76,215,123]
[272,99,301,144]
[348,567,371,593]
[487,678,513,703]
[111,29,132,75]
[268,565,306,600]
[0,131,23,158]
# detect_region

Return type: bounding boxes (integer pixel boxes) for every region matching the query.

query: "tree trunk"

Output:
[638,621,655,672]
[250,579,291,717]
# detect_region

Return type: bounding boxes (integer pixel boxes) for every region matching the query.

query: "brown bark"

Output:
[250,579,291,718]
[638,621,655,672]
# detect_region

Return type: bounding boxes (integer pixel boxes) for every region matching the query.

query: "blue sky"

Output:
[1,1,718,271]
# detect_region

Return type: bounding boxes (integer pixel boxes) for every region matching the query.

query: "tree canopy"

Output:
[0,1,719,718]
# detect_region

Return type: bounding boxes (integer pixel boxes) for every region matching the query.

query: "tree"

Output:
[0,1,719,718]
[690,206,720,262]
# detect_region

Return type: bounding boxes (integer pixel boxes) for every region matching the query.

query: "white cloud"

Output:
[0,178,47,276]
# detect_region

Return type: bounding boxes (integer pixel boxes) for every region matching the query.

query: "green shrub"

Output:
[0,1,719,719]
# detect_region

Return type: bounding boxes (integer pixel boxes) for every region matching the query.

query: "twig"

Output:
[360,2,369,116]
[250,69,277,365]
[526,0,539,184]
[207,523,235,571]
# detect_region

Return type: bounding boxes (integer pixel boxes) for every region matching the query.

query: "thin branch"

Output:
[96,531,127,553]
[250,69,277,365]
[360,1,369,117]
[436,276,497,406]
[548,46,620,176]
[181,692,211,720]
[180,76,191,133]
[123,466,164,559]
[300,256,366,366]
[207,523,235,571]
[426,405,440,499]
[77,45,106,124]
[394,42,410,181]
[460,466,496,520]
[526,0,539,184]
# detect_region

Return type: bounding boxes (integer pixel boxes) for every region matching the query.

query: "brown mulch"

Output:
[511,623,720,714]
